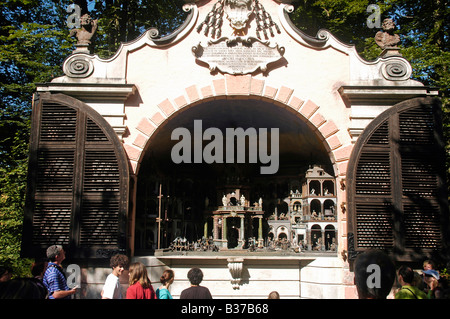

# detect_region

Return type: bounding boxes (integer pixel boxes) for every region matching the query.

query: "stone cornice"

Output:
[339,85,439,105]
[36,82,136,102]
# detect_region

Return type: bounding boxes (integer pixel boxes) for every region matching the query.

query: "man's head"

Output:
[187,267,204,286]
[354,250,396,299]
[46,245,65,263]
[397,265,414,285]
[109,254,129,277]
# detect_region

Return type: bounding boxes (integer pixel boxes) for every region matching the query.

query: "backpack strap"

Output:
[402,287,418,299]
[46,263,66,279]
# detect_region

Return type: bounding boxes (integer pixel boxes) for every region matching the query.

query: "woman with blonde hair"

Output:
[126,262,156,299]
[156,269,174,299]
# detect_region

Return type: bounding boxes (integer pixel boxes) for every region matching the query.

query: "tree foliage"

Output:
[89,0,188,58]
[0,0,448,276]
[0,0,74,276]
[0,0,186,277]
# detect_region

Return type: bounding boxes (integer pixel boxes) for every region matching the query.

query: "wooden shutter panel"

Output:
[22,93,129,258]
[32,201,72,245]
[398,105,443,252]
[347,97,450,262]
[29,100,78,250]
[39,102,77,142]
[352,119,394,251]
[83,149,121,193]
[355,150,391,195]
[80,148,121,247]
[36,150,75,193]
[354,201,394,250]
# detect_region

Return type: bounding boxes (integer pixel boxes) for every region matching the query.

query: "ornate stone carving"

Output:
[194,1,283,74]
[227,258,244,289]
[384,62,407,77]
[281,4,329,48]
[224,0,254,31]
[381,58,410,81]
[147,27,160,40]
[63,54,94,78]
[375,19,400,49]
[254,0,281,40]
[375,18,401,57]
[196,0,225,38]
[197,0,280,40]
[69,13,98,53]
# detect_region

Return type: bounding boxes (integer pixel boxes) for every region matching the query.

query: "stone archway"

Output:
[123,75,352,177]
[123,74,353,254]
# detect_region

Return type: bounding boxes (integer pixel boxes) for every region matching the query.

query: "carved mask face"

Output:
[224,0,254,30]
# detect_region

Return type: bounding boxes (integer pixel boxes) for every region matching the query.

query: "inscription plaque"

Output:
[192,37,285,74]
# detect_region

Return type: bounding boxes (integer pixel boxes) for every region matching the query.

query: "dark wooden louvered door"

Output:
[347,97,449,262]
[22,93,129,258]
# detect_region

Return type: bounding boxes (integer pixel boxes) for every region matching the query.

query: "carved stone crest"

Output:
[223,0,254,31]
[194,0,284,75]
[197,0,280,40]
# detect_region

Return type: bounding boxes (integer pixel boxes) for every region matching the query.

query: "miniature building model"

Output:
[211,187,264,249]
[21,0,449,298]
[267,166,337,252]
[301,166,337,251]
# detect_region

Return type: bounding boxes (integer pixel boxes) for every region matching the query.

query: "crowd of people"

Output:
[354,250,449,299]
[0,245,213,299]
[0,245,448,299]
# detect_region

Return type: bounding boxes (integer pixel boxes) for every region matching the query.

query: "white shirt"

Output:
[102,273,122,299]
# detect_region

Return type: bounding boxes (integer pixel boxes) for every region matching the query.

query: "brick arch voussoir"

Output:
[124,75,350,176]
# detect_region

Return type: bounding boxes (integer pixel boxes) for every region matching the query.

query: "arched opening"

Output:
[278,232,287,240]
[292,201,301,212]
[323,199,336,219]
[325,225,336,251]
[228,225,240,249]
[311,224,322,251]
[310,199,321,218]
[309,180,321,195]
[322,180,335,195]
[134,98,334,254]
